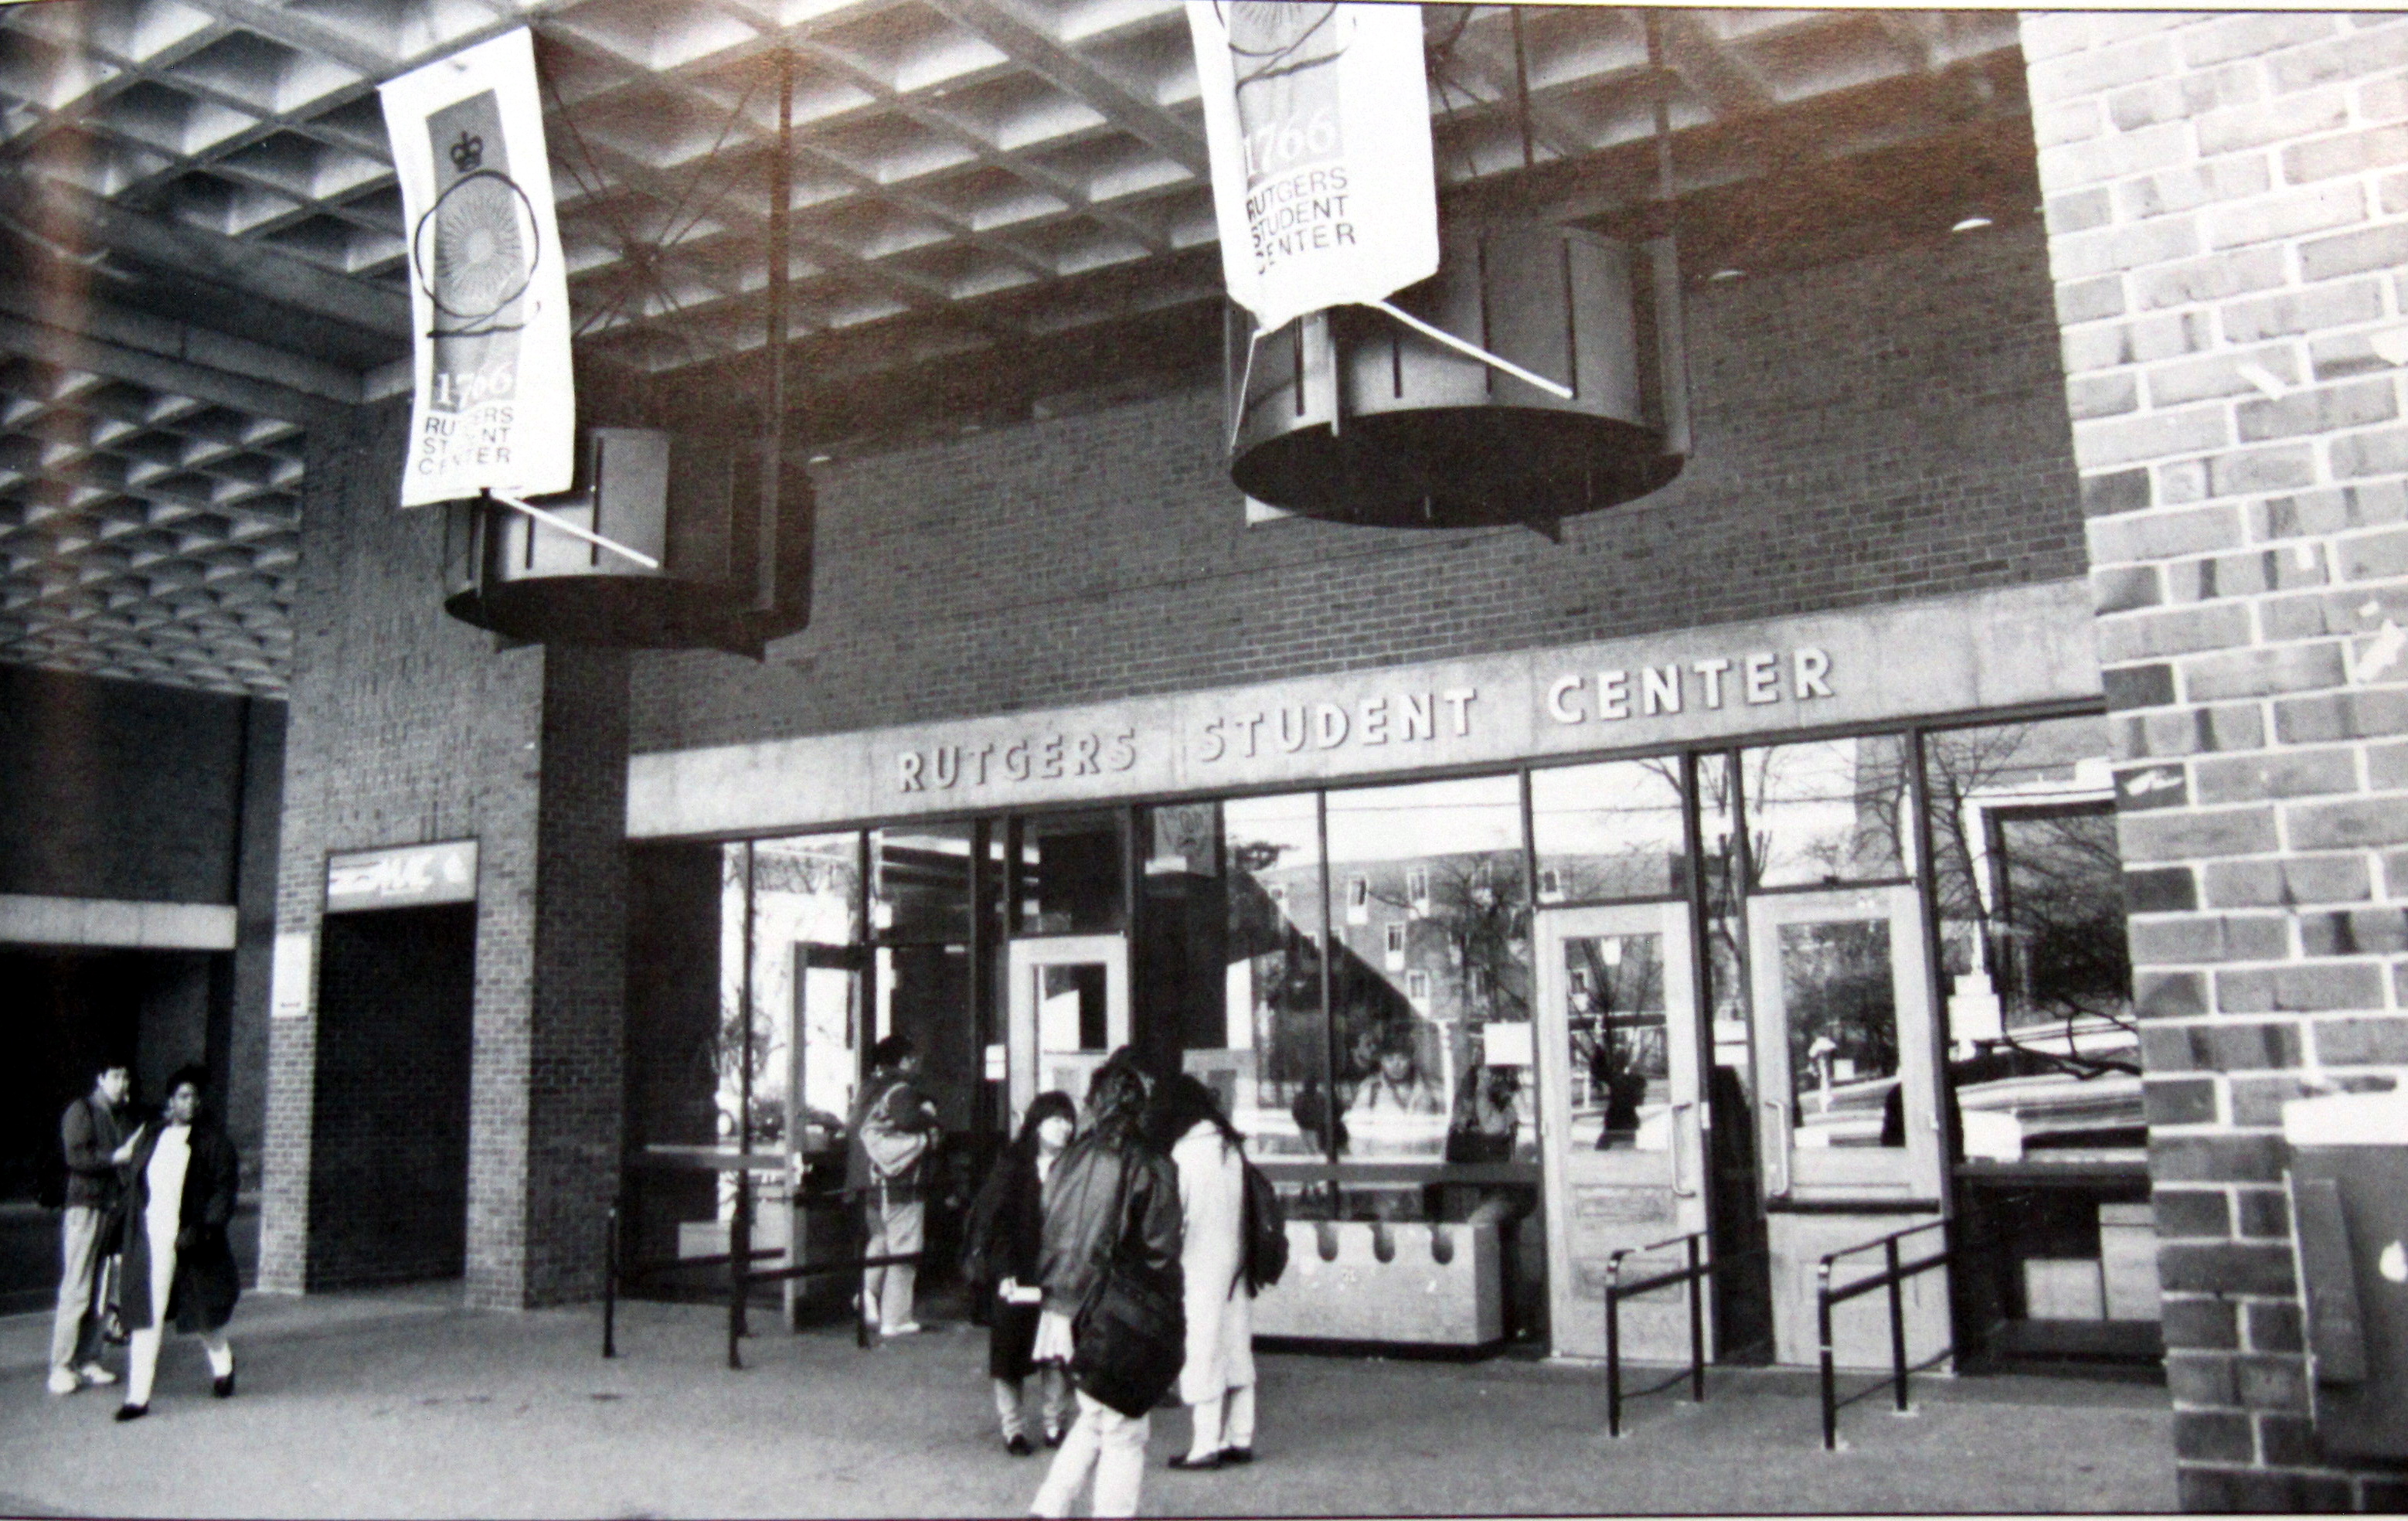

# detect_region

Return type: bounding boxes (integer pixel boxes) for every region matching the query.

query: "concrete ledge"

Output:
[0,893,237,950]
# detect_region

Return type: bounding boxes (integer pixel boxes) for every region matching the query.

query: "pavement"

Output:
[0,1283,2177,1518]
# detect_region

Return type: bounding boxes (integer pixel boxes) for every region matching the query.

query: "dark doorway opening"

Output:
[308,903,475,1288]
[0,947,223,1313]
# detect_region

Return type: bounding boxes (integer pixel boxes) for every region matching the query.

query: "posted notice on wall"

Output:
[381,28,575,507]
[1187,2,1438,332]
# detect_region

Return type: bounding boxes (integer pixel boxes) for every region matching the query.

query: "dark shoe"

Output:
[114,1403,147,1423]
[212,1370,236,1400]
[1167,1452,1224,1471]
[1005,1434,1034,1457]
[1042,1425,1065,1448]
[1221,1446,1254,1465]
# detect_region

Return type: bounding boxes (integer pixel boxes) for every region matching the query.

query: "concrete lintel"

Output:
[0,893,239,951]
[0,308,356,430]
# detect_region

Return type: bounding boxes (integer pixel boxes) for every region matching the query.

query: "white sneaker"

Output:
[883,1321,923,1336]
[46,1368,79,1396]
[75,1364,117,1387]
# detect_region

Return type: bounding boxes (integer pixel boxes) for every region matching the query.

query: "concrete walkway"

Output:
[1,1286,2175,1517]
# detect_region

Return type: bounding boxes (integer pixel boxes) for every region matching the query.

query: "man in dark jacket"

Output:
[48,1062,130,1396]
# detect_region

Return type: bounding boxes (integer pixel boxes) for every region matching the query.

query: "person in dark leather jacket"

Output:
[1029,1053,1182,1519]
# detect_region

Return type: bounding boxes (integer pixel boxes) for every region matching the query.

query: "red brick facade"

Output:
[2024,11,2408,1507]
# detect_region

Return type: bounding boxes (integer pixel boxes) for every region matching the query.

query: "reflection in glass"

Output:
[1323,776,1532,1176]
[873,822,972,941]
[1743,736,1912,887]
[1019,811,1123,934]
[1220,795,1328,1161]
[1562,933,1671,1152]
[723,835,862,1150]
[1923,718,2139,1162]
[1532,758,1687,903]
[1777,918,1902,1149]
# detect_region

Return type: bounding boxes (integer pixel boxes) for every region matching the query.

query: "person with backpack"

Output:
[1146,1074,1264,1472]
[961,1090,1077,1455]
[1026,1053,1182,1520]
[846,1035,941,1336]
[47,1061,132,1397]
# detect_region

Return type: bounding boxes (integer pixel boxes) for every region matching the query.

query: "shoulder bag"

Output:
[1069,1148,1185,1417]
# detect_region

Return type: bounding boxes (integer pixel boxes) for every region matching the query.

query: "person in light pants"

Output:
[48,1063,131,1396]
[114,1067,240,1421]
[848,1035,940,1334]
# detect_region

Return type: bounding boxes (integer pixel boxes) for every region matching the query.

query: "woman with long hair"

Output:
[1026,1053,1182,1520]
[964,1089,1077,1455]
[114,1065,240,1421]
[1146,1073,1260,1470]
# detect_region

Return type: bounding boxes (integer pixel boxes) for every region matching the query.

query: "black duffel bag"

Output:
[1069,1155,1184,1418]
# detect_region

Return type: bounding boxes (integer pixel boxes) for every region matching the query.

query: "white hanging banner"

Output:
[1188,2,1439,333]
[381,28,575,507]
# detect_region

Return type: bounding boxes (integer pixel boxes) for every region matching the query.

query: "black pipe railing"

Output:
[602,1169,922,1364]
[1603,1233,1767,1438]
[1815,1218,1954,1451]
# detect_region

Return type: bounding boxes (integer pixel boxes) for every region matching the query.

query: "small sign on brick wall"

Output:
[270,931,314,1021]
[325,839,479,914]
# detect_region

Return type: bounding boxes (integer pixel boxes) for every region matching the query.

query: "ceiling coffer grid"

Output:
[0,0,2028,695]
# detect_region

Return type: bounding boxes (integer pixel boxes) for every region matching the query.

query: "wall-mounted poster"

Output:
[1186,2,1439,332]
[380,28,575,508]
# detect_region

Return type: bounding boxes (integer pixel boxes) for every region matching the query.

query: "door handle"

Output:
[1669,1100,1699,1199]
[1760,1097,1791,1197]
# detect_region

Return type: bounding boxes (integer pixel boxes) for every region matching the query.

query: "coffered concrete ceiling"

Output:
[0,1,2032,696]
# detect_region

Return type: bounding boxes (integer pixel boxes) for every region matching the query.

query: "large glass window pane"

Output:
[1532,757,1687,903]
[1018,810,1124,934]
[724,835,863,1151]
[1323,776,1531,1172]
[1923,717,2138,1162]
[1218,794,1328,1162]
[873,822,973,941]
[1743,735,1912,887]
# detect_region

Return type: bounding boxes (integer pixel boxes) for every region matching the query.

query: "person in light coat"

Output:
[114,1066,240,1421]
[1145,1073,1258,1470]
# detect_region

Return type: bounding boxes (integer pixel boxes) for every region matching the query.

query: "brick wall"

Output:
[266,399,628,1308]
[2022,11,2408,1509]
[630,223,2085,751]
[0,662,262,903]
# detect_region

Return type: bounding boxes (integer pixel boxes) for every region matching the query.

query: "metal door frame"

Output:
[1746,884,1943,1204]
[1005,933,1130,1127]
[1533,899,1707,1359]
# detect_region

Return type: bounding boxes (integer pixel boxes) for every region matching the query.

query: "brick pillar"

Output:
[262,398,630,1308]
[2022,12,2408,1510]
[464,643,629,1310]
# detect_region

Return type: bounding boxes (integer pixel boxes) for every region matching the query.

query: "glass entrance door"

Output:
[1747,886,1942,1203]
[1005,935,1129,1127]
[1535,901,1706,1360]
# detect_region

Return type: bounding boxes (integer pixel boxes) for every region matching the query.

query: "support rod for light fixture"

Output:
[487,490,662,570]
[758,49,794,613]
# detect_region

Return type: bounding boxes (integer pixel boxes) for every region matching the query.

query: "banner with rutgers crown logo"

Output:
[380,29,575,508]
[1186,2,1439,333]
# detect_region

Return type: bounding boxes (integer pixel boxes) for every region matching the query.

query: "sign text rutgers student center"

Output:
[5,5,2408,1511]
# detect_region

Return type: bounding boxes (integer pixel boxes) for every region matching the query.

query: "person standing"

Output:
[48,1062,131,1396]
[1027,1054,1181,1520]
[1148,1074,1260,1471]
[115,1065,240,1421]
[963,1090,1076,1455]
[848,1034,940,1336]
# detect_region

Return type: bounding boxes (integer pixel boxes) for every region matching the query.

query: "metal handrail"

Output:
[1815,1218,1954,1451]
[1604,1232,1767,1437]
[603,1174,923,1364]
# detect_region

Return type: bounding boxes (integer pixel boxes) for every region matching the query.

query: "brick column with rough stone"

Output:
[2021,11,2408,1511]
